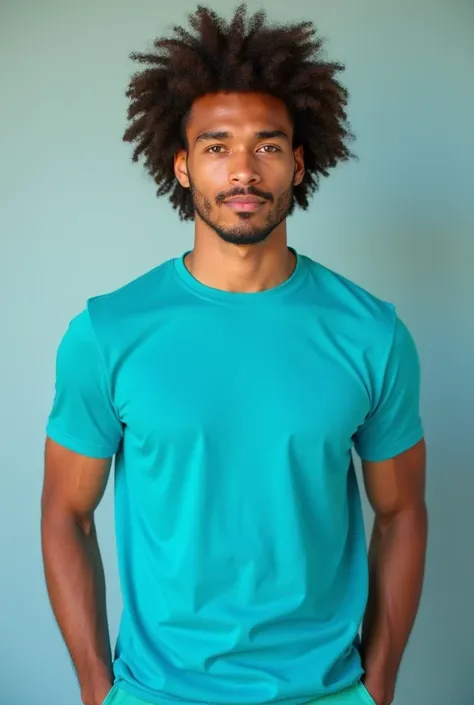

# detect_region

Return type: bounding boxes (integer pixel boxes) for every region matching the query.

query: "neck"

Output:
[185,230,295,294]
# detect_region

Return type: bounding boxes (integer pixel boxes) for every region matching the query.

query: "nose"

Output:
[228,151,261,187]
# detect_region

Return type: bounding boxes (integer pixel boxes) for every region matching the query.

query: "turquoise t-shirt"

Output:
[46,250,423,705]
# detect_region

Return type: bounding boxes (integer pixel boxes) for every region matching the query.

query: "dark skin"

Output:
[360,440,427,705]
[41,92,427,705]
[41,442,113,705]
[174,92,305,293]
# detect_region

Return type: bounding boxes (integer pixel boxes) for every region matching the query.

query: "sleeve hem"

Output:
[355,425,424,463]
[46,424,117,459]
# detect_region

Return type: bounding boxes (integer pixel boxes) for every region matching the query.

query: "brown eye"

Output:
[258,145,281,153]
[207,145,226,154]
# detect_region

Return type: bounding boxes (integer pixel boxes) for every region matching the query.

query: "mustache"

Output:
[215,186,274,204]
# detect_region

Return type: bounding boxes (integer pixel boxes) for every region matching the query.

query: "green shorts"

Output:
[102,682,376,705]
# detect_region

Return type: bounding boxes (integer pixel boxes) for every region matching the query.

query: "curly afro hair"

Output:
[123,3,355,221]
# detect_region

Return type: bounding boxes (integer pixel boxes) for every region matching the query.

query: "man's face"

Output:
[174,92,305,246]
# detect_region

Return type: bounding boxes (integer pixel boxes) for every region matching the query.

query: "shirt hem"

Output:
[114,675,365,705]
[355,425,424,462]
[46,424,115,459]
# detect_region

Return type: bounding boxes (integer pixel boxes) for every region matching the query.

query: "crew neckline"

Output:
[172,247,307,304]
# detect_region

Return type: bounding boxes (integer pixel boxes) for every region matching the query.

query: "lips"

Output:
[223,196,266,211]
[224,196,265,203]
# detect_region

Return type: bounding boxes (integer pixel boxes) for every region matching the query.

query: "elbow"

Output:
[41,492,95,537]
[376,500,428,540]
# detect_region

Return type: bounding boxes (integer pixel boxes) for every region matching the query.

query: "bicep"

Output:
[362,438,426,517]
[42,437,112,519]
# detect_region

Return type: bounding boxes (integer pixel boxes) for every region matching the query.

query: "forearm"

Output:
[360,503,428,704]
[41,509,112,705]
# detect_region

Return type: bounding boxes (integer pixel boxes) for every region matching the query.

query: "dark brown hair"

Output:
[124,4,355,220]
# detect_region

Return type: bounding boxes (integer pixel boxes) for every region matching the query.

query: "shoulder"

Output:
[83,259,179,347]
[86,259,174,322]
[58,308,96,354]
[301,255,398,341]
[59,259,176,359]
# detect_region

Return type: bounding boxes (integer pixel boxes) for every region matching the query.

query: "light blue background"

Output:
[1,1,473,704]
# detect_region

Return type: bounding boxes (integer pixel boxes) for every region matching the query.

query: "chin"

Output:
[215,230,273,246]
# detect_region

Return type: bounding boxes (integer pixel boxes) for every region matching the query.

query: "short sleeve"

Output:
[353,315,424,462]
[46,310,123,458]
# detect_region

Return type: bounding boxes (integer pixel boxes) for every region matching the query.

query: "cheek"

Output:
[190,155,226,180]
[201,159,228,184]
[261,159,294,182]
[189,166,227,204]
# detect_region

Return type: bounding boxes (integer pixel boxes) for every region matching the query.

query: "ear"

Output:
[174,150,190,188]
[293,145,305,186]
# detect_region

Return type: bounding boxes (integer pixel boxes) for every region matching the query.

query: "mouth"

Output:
[223,197,267,212]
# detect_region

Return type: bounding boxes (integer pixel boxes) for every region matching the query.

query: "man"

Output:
[41,6,427,705]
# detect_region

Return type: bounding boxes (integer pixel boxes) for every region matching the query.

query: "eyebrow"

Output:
[195,129,290,143]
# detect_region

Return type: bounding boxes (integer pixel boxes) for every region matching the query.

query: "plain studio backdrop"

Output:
[1,1,473,703]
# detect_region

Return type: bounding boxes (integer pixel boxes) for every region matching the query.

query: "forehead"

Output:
[186,92,293,135]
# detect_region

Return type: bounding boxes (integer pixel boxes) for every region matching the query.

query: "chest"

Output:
[113,311,371,454]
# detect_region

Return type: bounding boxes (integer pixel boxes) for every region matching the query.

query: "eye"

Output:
[206,145,227,154]
[258,145,281,153]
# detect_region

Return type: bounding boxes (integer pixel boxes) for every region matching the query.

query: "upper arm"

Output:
[353,314,426,516]
[42,438,112,519]
[46,309,123,458]
[42,308,123,519]
[353,315,424,463]
[362,438,426,517]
